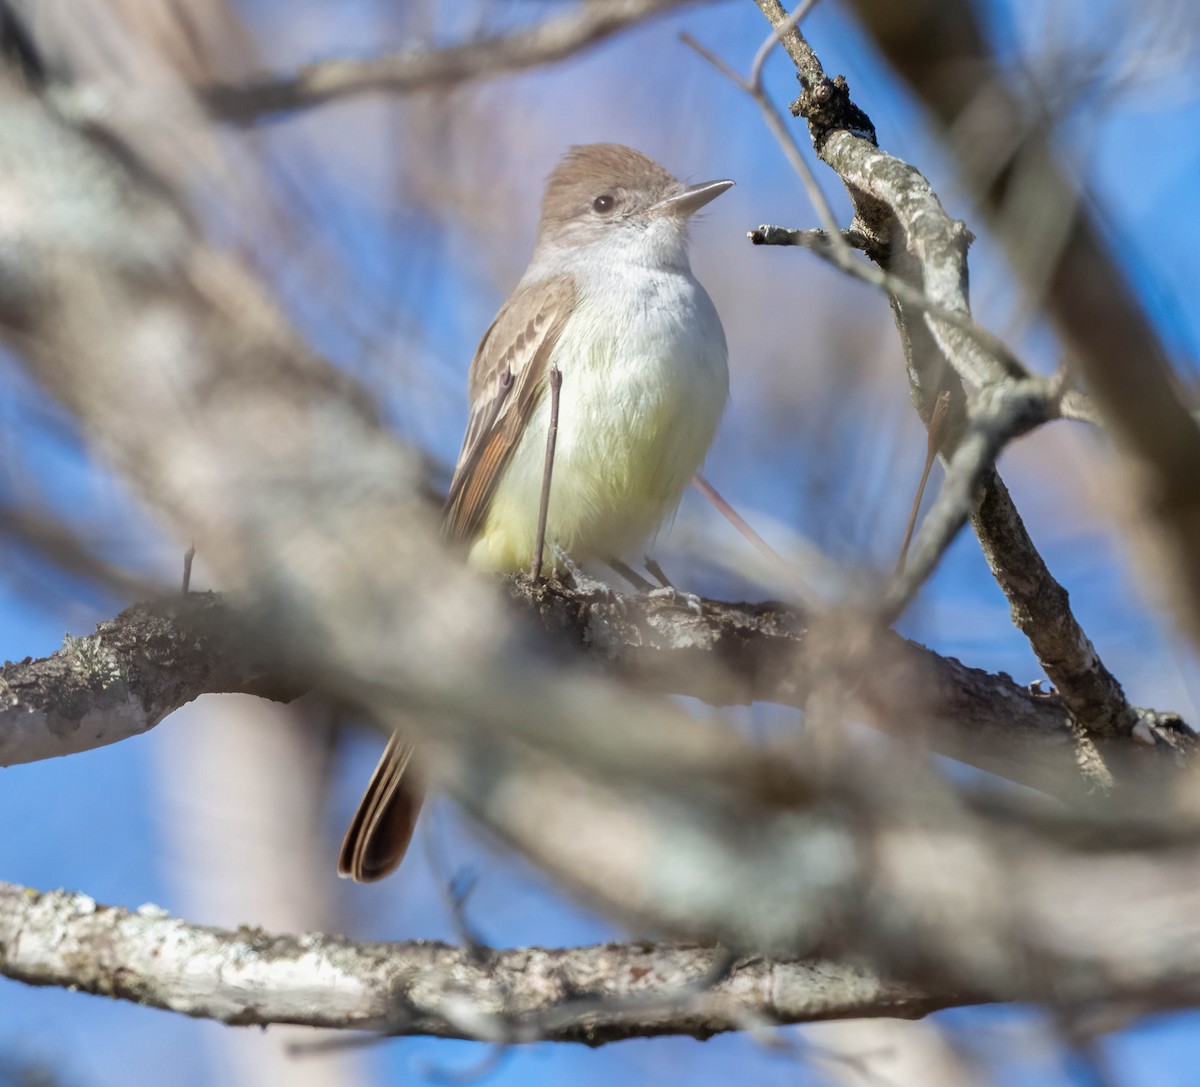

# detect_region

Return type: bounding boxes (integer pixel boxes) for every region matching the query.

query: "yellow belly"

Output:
[471,394,699,572]
[472,373,723,571]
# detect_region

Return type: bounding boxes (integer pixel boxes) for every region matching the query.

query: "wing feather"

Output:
[442,275,576,543]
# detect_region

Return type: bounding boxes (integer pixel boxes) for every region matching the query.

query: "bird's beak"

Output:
[652,178,734,218]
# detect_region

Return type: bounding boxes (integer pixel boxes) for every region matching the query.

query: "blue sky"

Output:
[2,1,1199,1085]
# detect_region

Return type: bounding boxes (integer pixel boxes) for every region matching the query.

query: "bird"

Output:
[338,143,732,881]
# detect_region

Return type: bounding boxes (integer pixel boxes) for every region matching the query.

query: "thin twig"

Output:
[692,473,818,608]
[531,366,562,583]
[880,379,1053,622]
[749,0,822,92]
[681,27,844,241]
[895,390,951,574]
[181,543,195,594]
[749,224,1029,382]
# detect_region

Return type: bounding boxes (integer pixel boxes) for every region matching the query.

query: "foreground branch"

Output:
[0,882,950,1041]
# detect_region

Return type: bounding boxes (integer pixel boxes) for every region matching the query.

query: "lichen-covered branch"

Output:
[0,881,955,1041]
[0,593,295,766]
[835,0,1200,655]
[2,587,1188,800]
[747,0,1144,742]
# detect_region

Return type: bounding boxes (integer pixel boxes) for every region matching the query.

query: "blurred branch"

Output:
[0,881,954,1040]
[14,775,1200,1026]
[747,0,1144,742]
[0,500,159,601]
[202,0,701,122]
[0,1,45,86]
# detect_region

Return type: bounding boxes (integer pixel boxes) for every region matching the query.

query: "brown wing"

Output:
[441,275,576,543]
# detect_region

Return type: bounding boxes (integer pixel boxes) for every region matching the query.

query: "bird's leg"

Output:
[644,557,674,589]
[644,555,703,616]
[607,557,654,591]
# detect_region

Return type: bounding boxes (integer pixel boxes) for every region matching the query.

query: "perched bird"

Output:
[338,144,731,881]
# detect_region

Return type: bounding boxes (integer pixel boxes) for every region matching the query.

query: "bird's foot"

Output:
[646,585,704,616]
[553,545,623,609]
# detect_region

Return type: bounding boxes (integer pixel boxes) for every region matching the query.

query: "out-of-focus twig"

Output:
[692,472,819,608]
[0,501,158,601]
[203,0,701,122]
[895,390,951,575]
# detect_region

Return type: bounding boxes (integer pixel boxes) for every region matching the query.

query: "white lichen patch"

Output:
[61,634,123,687]
[583,611,629,658]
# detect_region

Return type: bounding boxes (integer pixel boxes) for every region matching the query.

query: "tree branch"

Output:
[0,593,296,766]
[837,0,1200,653]
[0,881,955,1041]
[746,0,1145,742]
[1,588,1189,800]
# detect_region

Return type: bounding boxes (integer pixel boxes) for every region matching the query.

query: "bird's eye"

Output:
[593,194,615,214]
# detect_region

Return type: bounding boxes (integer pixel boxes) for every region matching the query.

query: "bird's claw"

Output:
[646,585,704,616]
[553,544,625,612]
